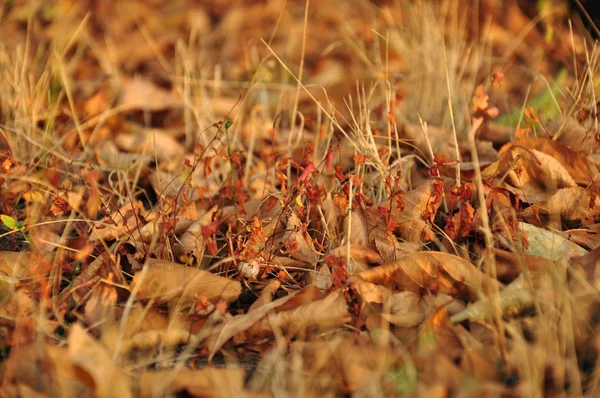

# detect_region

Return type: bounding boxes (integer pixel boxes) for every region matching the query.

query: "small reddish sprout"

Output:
[491,72,504,86]
[299,161,316,184]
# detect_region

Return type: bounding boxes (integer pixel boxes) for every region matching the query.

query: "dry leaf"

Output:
[355,251,502,301]
[367,291,425,329]
[173,205,218,264]
[522,186,600,228]
[283,212,319,264]
[483,145,577,203]
[520,222,587,260]
[115,127,185,162]
[450,287,534,323]
[388,182,441,243]
[118,78,182,112]
[138,368,251,398]
[130,259,241,308]
[241,290,351,340]
[505,136,593,184]
[0,251,32,280]
[68,324,132,398]
[89,201,147,242]
[3,343,92,396]
[205,291,299,355]
[326,244,382,273]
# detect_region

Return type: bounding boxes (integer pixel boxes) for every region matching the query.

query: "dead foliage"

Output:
[1,0,600,397]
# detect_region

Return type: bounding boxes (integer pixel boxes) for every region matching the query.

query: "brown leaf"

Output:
[173,206,218,264]
[68,324,132,398]
[84,281,117,328]
[344,207,369,245]
[355,251,502,301]
[451,286,535,323]
[501,136,593,184]
[387,182,441,243]
[0,251,32,280]
[283,212,319,264]
[326,244,382,273]
[205,291,299,355]
[483,146,577,203]
[118,78,182,112]
[89,201,147,242]
[366,291,425,329]
[130,259,241,309]
[241,290,351,339]
[3,343,92,397]
[138,368,251,398]
[114,127,185,162]
[522,186,600,227]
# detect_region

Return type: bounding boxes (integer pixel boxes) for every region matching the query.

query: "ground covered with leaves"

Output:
[1,0,600,397]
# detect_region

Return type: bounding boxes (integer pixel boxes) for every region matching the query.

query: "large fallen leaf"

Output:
[130,259,241,308]
[206,288,348,355]
[0,251,34,279]
[138,368,253,398]
[115,127,185,162]
[241,290,351,339]
[501,136,593,184]
[354,252,502,301]
[520,222,587,260]
[205,291,299,355]
[282,212,319,265]
[118,78,182,112]
[483,146,577,203]
[450,287,534,323]
[68,324,132,398]
[367,291,425,329]
[522,186,600,228]
[89,201,147,242]
[289,339,402,393]
[326,244,382,273]
[549,116,598,154]
[3,343,92,397]
[386,182,442,243]
[173,206,218,264]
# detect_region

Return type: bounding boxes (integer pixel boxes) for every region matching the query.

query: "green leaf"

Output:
[497,68,567,127]
[0,215,20,230]
[224,119,233,131]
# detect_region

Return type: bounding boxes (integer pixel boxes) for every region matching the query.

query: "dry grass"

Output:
[0,1,599,397]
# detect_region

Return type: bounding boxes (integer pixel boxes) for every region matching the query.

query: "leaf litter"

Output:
[1,0,600,397]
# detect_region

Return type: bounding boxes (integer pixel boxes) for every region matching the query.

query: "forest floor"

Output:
[1,0,600,397]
